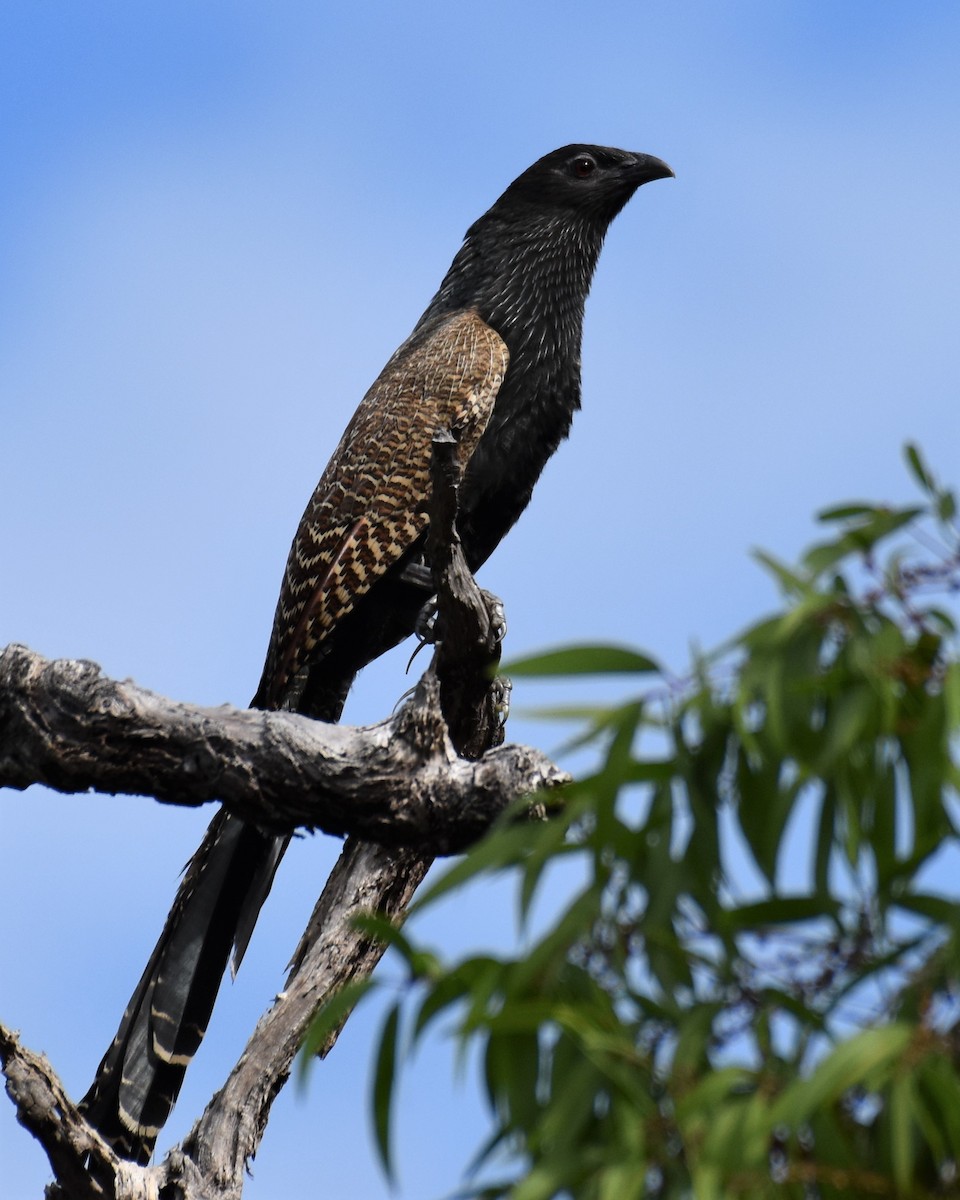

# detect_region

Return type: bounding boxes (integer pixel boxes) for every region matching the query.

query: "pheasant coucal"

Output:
[79,143,674,1162]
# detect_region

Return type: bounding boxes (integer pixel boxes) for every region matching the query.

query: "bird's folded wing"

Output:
[257,309,508,709]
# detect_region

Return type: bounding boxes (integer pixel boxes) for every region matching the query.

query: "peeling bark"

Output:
[1,435,568,1198]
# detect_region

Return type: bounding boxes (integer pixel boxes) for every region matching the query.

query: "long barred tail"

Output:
[79,810,287,1164]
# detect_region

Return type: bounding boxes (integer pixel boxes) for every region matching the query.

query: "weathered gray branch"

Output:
[1,1016,217,1200]
[0,644,564,855]
[0,1024,121,1200]
[183,840,429,1196]
[1,432,568,1199]
[183,430,528,1194]
[427,428,507,759]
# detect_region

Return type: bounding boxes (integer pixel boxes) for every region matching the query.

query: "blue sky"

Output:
[2,3,959,1196]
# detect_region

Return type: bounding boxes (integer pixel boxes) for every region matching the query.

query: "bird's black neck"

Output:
[418,209,608,569]
[425,209,605,376]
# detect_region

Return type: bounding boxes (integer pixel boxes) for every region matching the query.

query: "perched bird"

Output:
[79,144,673,1162]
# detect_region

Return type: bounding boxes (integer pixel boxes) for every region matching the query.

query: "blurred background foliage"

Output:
[308,445,960,1199]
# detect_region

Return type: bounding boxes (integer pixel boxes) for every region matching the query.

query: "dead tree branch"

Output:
[183,429,527,1192]
[0,645,563,855]
[0,1023,123,1200]
[2,432,566,1199]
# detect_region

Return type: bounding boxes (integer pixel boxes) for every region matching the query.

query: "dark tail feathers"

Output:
[79,810,286,1163]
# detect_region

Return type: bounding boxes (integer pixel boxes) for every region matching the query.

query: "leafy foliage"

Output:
[308,446,960,1198]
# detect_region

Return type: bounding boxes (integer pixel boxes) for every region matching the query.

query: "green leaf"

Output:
[816,502,884,522]
[770,1024,913,1126]
[516,703,621,723]
[518,809,573,924]
[917,1056,960,1158]
[900,691,950,853]
[814,683,874,771]
[299,977,376,1065]
[752,549,809,596]
[944,661,960,733]
[414,956,506,1041]
[700,1089,775,1176]
[674,1064,753,1125]
[871,758,898,884]
[537,1053,604,1144]
[504,643,661,677]
[924,606,957,634]
[483,1025,541,1130]
[802,507,925,575]
[720,895,839,932]
[814,785,836,899]
[372,1002,400,1182]
[735,747,798,884]
[597,1163,651,1200]
[352,912,416,960]
[589,700,645,824]
[510,1158,587,1200]
[410,822,547,913]
[889,1071,916,1195]
[504,886,603,997]
[904,442,933,491]
[802,536,858,576]
[756,985,826,1032]
[936,488,957,521]
[894,891,960,927]
[547,702,648,758]
[623,756,676,785]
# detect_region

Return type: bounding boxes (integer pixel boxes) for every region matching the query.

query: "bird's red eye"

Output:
[571,155,597,179]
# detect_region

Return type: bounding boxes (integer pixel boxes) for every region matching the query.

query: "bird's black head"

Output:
[418,143,673,567]
[421,142,672,374]
[489,144,674,225]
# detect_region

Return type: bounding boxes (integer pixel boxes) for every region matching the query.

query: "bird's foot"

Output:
[491,675,512,727]
[413,591,507,648]
[414,594,440,644]
[486,595,508,646]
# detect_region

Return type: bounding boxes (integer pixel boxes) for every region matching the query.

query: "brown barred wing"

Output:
[254,309,508,710]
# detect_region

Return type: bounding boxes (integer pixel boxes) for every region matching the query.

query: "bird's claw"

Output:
[414,591,506,649]
[492,675,512,726]
[488,597,507,645]
[414,594,439,645]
